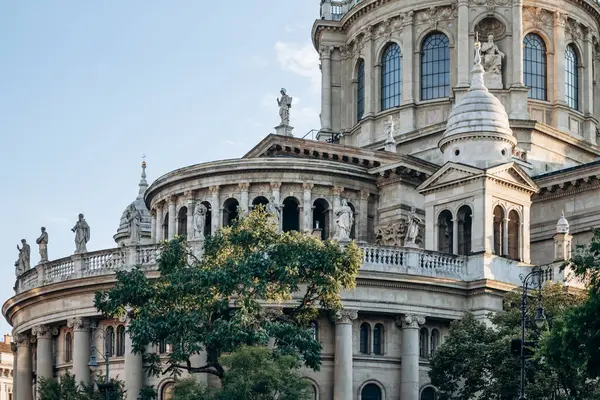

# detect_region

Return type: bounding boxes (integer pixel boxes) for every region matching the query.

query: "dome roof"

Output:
[439,41,516,151]
[556,211,570,234]
[114,162,152,245]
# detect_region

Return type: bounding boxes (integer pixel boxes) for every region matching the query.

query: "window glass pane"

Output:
[523,34,547,100]
[381,43,402,110]
[357,59,365,121]
[565,45,579,110]
[420,32,450,101]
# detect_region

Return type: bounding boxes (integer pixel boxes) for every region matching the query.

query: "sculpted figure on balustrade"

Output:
[126,204,142,243]
[36,227,49,263]
[72,213,90,254]
[14,239,31,276]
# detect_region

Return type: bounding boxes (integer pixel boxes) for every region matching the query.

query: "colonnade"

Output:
[13,318,143,400]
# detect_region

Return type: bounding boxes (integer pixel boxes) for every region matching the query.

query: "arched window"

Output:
[419,328,429,358]
[160,382,174,400]
[493,206,505,255]
[116,325,126,357]
[430,329,440,357]
[65,332,72,362]
[313,199,330,240]
[361,383,382,400]
[421,32,450,100]
[162,213,169,240]
[252,196,269,209]
[201,201,212,237]
[105,326,115,357]
[523,33,547,100]
[508,210,520,261]
[312,384,319,400]
[457,206,472,256]
[381,43,402,110]
[223,198,239,227]
[159,339,168,354]
[421,386,437,400]
[282,197,300,232]
[373,323,384,355]
[311,321,319,341]
[437,210,453,253]
[177,206,187,237]
[360,323,371,354]
[357,59,365,121]
[565,44,579,110]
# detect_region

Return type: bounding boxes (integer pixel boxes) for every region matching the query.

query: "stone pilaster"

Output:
[155,202,164,242]
[583,29,597,144]
[303,183,314,232]
[210,186,220,233]
[399,314,425,400]
[502,217,509,256]
[168,196,177,239]
[511,0,524,87]
[401,12,415,102]
[363,27,374,117]
[67,317,93,385]
[32,325,58,386]
[320,46,334,132]
[150,209,157,243]
[522,206,531,263]
[456,0,470,87]
[333,309,358,400]
[452,218,459,255]
[15,333,33,400]
[553,12,569,132]
[239,182,250,216]
[11,342,17,400]
[185,191,195,239]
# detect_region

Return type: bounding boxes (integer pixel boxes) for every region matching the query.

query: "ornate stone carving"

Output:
[415,5,457,27]
[360,191,370,201]
[554,11,567,27]
[401,10,414,27]
[270,182,282,191]
[334,309,358,324]
[15,333,33,347]
[32,324,59,339]
[126,204,142,243]
[524,7,553,29]
[184,190,195,201]
[193,202,208,239]
[72,213,90,254]
[376,221,407,246]
[479,33,505,88]
[566,18,584,40]
[332,186,344,196]
[475,17,506,40]
[209,185,220,195]
[335,199,354,241]
[400,314,426,328]
[10,342,17,353]
[67,317,93,331]
[319,45,334,60]
[469,0,510,13]
[167,196,177,205]
[265,197,282,229]
[303,182,314,191]
[238,182,250,191]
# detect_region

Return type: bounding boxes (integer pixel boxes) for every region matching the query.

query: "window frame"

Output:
[420,32,451,101]
[565,44,579,110]
[523,33,548,101]
[357,58,366,121]
[381,43,402,111]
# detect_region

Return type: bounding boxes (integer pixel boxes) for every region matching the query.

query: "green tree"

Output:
[171,346,312,400]
[95,208,363,380]
[38,372,125,400]
[429,283,587,400]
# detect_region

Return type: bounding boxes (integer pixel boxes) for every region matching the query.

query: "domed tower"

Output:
[113,161,153,246]
[313,0,600,174]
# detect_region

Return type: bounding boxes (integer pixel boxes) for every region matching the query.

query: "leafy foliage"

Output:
[429,284,588,400]
[95,208,363,379]
[38,372,125,400]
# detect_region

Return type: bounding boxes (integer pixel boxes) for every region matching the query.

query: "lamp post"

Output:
[518,266,548,400]
[88,327,114,400]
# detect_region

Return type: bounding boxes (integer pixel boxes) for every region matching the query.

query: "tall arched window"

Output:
[251,196,269,209]
[523,33,547,100]
[457,206,472,256]
[508,210,520,261]
[357,59,365,121]
[565,44,579,110]
[116,325,126,357]
[360,323,371,354]
[421,387,437,400]
[373,323,384,355]
[361,384,382,400]
[493,206,505,255]
[160,382,174,400]
[381,43,402,110]
[223,198,239,227]
[437,210,453,253]
[105,326,115,357]
[282,197,300,232]
[162,213,169,240]
[348,202,357,239]
[421,32,450,100]
[65,332,72,362]
[313,199,330,240]
[159,339,168,354]
[430,329,440,357]
[177,207,187,237]
[419,328,429,357]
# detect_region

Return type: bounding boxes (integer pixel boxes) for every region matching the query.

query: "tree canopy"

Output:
[38,373,124,400]
[94,208,363,379]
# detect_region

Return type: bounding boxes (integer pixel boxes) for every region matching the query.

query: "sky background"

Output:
[0,1,321,334]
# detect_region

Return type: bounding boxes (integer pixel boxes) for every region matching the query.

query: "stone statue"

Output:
[405,207,422,247]
[480,33,504,75]
[36,227,49,263]
[126,204,142,243]
[193,203,208,239]
[72,213,90,254]
[266,197,282,229]
[277,88,293,126]
[335,199,354,241]
[15,239,30,275]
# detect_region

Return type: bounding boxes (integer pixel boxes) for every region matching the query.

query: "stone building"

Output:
[4,0,600,399]
[0,335,14,400]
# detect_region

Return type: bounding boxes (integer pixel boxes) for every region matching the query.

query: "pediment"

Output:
[485,163,538,192]
[417,163,484,193]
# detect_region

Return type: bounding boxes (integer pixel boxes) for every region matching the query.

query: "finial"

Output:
[137,157,148,199]
[469,31,486,91]
[556,210,570,234]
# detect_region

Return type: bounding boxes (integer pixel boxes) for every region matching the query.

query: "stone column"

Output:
[511,0,524,87]
[553,12,569,131]
[185,191,195,239]
[502,217,509,256]
[123,321,143,400]
[32,325,57,386]
[168,197,177,239]
[452,218,459,255]
[210,186,220,232]
[363,27,374,116]
[320,46,334,132]
[583,29,596,143]
[67,317,92,385]
[303,183,313,232]
[331,186,343,239]
[400,314,425,400]
[15,333,32,400]
[239,183,250,216]
[155,203,164,242]
[401,13,415,102]
[457,0,470,87]
[11,342,17,400]
[358,191,369,242]
[333,309,357,400]
[522,206,531,264]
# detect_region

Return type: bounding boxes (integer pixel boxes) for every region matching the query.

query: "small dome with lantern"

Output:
[556,211,570,234]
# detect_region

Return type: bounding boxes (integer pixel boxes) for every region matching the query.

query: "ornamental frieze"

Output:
[414,5,458,28]
[469,0,510,13]
[523,6,553,29]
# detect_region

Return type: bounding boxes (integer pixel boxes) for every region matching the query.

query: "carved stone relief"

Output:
[475,17,507,40]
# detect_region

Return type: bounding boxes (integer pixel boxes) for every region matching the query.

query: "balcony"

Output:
[320,0,363,21]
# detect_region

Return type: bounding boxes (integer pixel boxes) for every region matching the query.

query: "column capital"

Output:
[270,182,282,191]
[401,10,414,26]
[167,196,177,205]
[303,182,314,191]
[360,190,370,200]
[332,186,344,196]
[319,45,334,59]
[209,185,220,195]
[184,190,195,201]
[67,317,94,332]
[10,342,17,353]
[333,309,358,324]
[150,209,157,217]
[15,333,33,347]
[554,11,567,27]
[397,314,426,329]
[32,324,58,339]
[238,182,250,191]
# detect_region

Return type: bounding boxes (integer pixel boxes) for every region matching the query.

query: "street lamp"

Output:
[518,266,548,400]
[88,327,114,400]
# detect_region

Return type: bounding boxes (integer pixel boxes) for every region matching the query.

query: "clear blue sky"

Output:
[0,1,321,334]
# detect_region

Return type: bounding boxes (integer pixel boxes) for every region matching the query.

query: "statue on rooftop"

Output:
[405,207,422,247]
[335,199,354,241]
[126,204,142,243]
[36,227,49,263]
[277,88,293,126]
[193,203,208,239]
[15,239,30,275]
[72,213,90,254]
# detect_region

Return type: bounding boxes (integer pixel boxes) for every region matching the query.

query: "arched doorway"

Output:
[282,197,300,232]
[312,199,330,239]
[493,206,505,255]
[160,382,174,400]
[201,201,212,236]
[177,206,187,237]
[437,210,453,253]
[457,205,472,255]
[508,210,520,260]
[421,386,437,400]
[223,198,239,227]
[361,383,382,400]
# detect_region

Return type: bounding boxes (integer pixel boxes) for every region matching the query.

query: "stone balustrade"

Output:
[320,0,362,21]
[15,243,470,294]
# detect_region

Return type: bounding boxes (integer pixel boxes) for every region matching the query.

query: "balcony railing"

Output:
[320,0,363,21]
